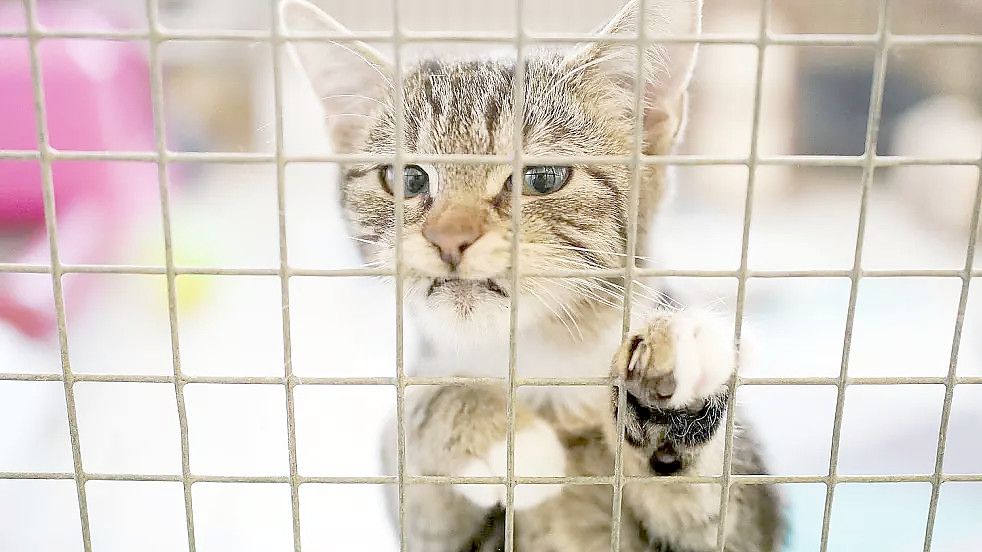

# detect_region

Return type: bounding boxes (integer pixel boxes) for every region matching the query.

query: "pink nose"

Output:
[422,207,486,268]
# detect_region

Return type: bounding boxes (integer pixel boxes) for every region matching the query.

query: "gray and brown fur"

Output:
[281,0,785,549]
[395,329,784,551]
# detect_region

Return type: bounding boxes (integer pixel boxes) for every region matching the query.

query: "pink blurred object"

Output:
[0,2,161,339]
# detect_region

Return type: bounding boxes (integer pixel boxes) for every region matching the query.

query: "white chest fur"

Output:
[409,317,623,412]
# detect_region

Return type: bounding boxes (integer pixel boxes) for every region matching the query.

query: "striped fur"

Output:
[282,0,785,549]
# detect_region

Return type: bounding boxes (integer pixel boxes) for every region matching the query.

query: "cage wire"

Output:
[0,0,981,551]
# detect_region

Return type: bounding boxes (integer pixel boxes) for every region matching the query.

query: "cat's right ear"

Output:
[279,0,393,153]
[564,0,702,152]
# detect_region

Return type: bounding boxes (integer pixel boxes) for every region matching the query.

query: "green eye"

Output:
[381,164,429,198]
[521,166,571,196]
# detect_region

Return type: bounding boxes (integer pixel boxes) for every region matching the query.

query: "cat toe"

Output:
[615,309,735,410]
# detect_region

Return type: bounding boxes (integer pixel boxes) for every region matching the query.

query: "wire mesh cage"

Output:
[0,0,980,550]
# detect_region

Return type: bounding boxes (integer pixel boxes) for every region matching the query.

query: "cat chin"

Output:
[410,297,509,345]
[408,280,555,342]
[411,280,508,327]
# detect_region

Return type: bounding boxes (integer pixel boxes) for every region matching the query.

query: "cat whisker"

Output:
[533,280,585,341]
[320,93,388,107]
[702,296,729,313]
[546,277,623,312]
[351,259,389,270]
[544,49,631,98]
[535,242,656,263]
[347,235,382,246]
[323,39,394,89]
[593,278,677,311]
[601,277,677,305]
[524,283,580,342]
[553,272,665,313]
[522,247,617,273]
[586,281,658,314]
[324,113,385,123]
[523,245,680,310]
[631,279,682,309]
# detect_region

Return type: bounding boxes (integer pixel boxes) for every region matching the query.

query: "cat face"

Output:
[282,0,701,335]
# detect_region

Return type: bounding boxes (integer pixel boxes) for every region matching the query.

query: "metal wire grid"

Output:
[0,0,980,550]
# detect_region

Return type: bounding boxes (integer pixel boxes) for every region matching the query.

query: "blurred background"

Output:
[0,0,980,550]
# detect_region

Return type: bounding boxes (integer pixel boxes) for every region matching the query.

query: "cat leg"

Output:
[384,383,567,551]
[604,308,783,552]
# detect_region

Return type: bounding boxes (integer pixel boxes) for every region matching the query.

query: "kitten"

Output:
[282,0,785,550]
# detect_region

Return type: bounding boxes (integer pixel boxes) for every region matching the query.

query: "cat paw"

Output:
[614,308,735,411]
[454,418,566,511]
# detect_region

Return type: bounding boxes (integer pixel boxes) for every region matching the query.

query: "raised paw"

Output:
[610,309,736,472]
[614,308,736,411]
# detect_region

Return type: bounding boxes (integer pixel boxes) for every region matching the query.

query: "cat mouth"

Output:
[426,278,508,298]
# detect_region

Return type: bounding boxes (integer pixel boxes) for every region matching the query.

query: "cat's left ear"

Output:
[565,0,702,151]
[279,0,394,153]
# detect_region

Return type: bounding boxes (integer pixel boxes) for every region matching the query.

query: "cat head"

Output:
[282,0,701,340]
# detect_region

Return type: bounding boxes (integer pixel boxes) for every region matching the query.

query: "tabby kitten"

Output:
[281,0,785,550]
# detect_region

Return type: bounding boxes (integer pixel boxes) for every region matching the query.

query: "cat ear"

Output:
[565,0,702,149]
[279,0,393,153]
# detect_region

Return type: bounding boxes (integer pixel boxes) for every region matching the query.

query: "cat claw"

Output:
[616,309,736,410]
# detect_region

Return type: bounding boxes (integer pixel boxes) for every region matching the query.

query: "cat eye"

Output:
[381,164,430,198]
[507,166,572,196]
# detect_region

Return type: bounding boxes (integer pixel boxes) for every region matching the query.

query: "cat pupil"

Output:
[523,166,570,195]
[404,165,428,196]
[381,164,429,197]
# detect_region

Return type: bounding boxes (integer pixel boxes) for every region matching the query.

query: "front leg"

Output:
[612,309,733,475]
[384,384,568,551]
[606,309,783,552]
